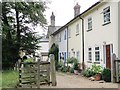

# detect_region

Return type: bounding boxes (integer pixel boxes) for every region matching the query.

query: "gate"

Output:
[18,54,56,88]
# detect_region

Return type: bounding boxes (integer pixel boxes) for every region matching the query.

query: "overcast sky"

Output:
[37,0,99,35]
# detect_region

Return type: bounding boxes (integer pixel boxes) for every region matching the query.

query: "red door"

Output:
[106,45,111,69]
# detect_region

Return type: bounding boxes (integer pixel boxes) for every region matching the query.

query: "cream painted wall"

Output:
[83,1,118,68]
[68,19,83,63]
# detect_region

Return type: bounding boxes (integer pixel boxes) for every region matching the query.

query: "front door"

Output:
[106,45,111,69]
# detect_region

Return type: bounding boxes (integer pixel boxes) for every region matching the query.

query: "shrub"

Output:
[61,66,69,72]
[82,68,96,77]
[90,64,103,74]
[69,67,74,73]
[102,68,111,82]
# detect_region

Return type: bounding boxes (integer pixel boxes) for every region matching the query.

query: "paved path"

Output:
[41,72,119,88]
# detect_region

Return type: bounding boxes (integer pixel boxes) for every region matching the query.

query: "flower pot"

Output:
[95,74,101,81]
[74,70,78,75]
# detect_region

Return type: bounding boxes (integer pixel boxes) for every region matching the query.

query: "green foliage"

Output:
[102,68,111,82]
[82,64,103,77]
[2,70,19,88]
[69,67,74,73]
[73,58,78,70]
[49,43,59,70]
[2,1,48,69]
[90,64,103,74]
[82,68,96,77]
[24,58,34,63]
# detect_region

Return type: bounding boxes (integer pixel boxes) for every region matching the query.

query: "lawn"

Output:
[2,70,19,88]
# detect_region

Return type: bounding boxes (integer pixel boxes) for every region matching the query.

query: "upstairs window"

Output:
[59,33,61,42]
[88,17,92,30]
[64,30,67,40]
[95,47,100,62]
[68,28,71,38]
[103,6,110,24]
[76,24,79,35]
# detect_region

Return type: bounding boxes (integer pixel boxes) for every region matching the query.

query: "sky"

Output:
[36,0,100,35]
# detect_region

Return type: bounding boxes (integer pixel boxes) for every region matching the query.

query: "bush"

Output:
[90,64,103,74]
[102,68,111,82]
[69,67,74,73]
[82,68,96,77]
[61,66,69,73]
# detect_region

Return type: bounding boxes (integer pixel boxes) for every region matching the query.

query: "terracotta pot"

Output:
[95,74,101,81]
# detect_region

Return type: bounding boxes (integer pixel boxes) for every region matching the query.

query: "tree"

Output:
[2,1,48,69]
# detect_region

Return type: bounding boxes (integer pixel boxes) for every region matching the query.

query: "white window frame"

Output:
[103,6,110,24]
[59,33,61,42]
[68,28,71,38]
[76,24,79,35]
[88,48,92,61]
[95,47,100,62]
[88,17,92,30]
[64,30,67,40]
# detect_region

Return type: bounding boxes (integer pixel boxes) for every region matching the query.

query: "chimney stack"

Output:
[50,12,55,26]
[74,2,80,17]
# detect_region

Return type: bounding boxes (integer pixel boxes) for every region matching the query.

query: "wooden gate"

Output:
[18,54,56,88]
[111,54,120,83]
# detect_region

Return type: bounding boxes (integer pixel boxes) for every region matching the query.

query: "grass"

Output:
[2,70,19,88]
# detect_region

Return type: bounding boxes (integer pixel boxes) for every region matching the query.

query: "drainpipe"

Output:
[79,16,85,70]
[67,26,69,66]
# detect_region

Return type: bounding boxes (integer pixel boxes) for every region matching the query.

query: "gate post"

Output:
[37,58,40,88]
[50,54,57,86]
[111,54,116,83]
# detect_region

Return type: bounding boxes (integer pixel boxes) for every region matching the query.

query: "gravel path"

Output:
[41,72,119,88]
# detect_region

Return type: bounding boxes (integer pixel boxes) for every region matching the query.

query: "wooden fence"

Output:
[111,54,120,83]
[18,54,56,88]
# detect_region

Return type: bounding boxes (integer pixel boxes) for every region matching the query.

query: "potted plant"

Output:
[73,59,78,75]
[95,73,102,81]
[102,68,111,82]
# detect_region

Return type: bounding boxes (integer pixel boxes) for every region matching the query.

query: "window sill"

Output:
[102,21,111,26]
[76,33,79,36]
[87,61,92,63]
[94,62,100,64]
[87,29,92,32]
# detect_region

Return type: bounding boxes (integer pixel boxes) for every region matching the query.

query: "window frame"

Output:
[64,30,67,40]
[95,47,100,62]
[87,17,92,31]
[76,24,79,35]
[88,47,92,62]
[103,6,110,25]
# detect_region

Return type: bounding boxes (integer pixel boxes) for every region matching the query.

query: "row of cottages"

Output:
[48,0,120,70]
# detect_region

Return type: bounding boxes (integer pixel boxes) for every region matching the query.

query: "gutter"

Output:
[79,16,85,70]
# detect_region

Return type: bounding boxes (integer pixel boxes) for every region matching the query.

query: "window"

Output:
[88,17,92,30]
[64,52,66,63]
[95,47,100,62]
[88,48,92,61]
[103,6,110,24]
[76,51,80,62]
[68,28,71,38]
[59,33,61,42]
[64,30,67,40]
[76,24,79,35]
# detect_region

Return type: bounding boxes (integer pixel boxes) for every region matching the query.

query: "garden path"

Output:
[40,72,119,88]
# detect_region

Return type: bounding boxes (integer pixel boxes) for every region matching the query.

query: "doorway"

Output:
[105,44,113,69]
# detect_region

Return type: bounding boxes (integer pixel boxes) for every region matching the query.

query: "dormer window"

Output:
[103,6,110,24]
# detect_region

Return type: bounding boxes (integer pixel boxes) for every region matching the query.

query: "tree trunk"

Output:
[15,3,21,50]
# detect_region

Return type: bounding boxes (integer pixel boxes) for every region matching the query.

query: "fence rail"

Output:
[18,54,56,88]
